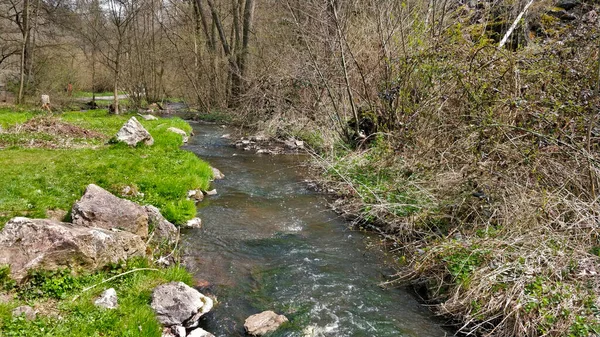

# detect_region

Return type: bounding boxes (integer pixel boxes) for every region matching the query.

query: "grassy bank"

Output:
[0,259,192,337]
[0,107,210,336]
[0,109,212,226]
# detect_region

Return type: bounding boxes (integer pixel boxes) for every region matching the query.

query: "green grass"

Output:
[0,108,204,336]
[0,109,211,226]
[0,258,193,337]
[71,91,124,98]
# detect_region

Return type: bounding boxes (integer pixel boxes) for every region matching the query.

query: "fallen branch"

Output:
[71,268,159,302]
[498,0,535,49]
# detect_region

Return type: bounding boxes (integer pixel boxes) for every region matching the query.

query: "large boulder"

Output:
[145,205,178,245]
[0,217,145,281]
[72,184,149,238]
[244,311,289,336]
[151,282,213,328]
[116,117,154,146]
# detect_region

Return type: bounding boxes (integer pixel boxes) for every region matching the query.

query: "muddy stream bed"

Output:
[181,123,451,337]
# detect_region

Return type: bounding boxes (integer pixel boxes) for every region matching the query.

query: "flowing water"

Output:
[181,123,450,337]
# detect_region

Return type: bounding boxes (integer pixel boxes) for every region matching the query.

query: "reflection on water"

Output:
[181,124,450,337]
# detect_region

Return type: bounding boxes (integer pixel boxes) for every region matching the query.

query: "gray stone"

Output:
[12,305,36,321]
[187,190,204,202]
[116,117,154,146]
[94,288,118,309]
[184,218,202,229]
[0,217,145,281]
[145,205,179,245]
[187,328,215,337]
[71,184,149,239]
[211,167,225,180]
[167,127,189,143]
[204,189,217,196]
[244,311,288,336]
[151,282,213,328]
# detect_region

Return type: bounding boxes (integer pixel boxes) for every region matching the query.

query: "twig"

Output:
[498,0,534,49]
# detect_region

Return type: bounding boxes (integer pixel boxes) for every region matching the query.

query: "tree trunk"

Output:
[239,0,254,84]
[17,0,30,104]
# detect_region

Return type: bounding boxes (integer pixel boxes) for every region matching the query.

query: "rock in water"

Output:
[244,311,289,336]
[204,189,217,196]
[0,217,145,281]
[187,328,215,337]
[211,167,225,180]
[151,282,213,328]
[94,288,118,309]
[184,218,202,229]
[116,117,154,146]
[145,205,179,244]
[167,127,189,143]
[12,306,36,321]
[72,184,149,238]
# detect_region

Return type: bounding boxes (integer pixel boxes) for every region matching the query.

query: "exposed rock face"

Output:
[0,217,145,281]
[94,288,118,309]
[187,328,215,337]
[71,184,149,238]
[244,311,289,336]
[145,205,179,244]
[12,305,37,321]
[116,117,154,146]
[167,127,189,143]
[211,167,224,180]
[151,282,213,328]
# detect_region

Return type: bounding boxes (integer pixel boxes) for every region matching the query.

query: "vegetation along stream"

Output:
[181,123,450,337]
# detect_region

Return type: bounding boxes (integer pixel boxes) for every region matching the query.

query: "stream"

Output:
[181,123,450,337]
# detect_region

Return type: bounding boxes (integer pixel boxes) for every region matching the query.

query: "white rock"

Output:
[151,282,213,328]
[187,328,215,337]
[204,189,217,196]
[211,167,225,180]
[184,218,202,229]
[244,311,288,336]
[187,190,204,202]
[94,288,118,309]
[116,117,154,147]
[167,127,189,143]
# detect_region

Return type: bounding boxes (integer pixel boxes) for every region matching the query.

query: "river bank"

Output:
[0,108,211,336]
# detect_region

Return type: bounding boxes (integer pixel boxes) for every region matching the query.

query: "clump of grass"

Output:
[0,109,211,226]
